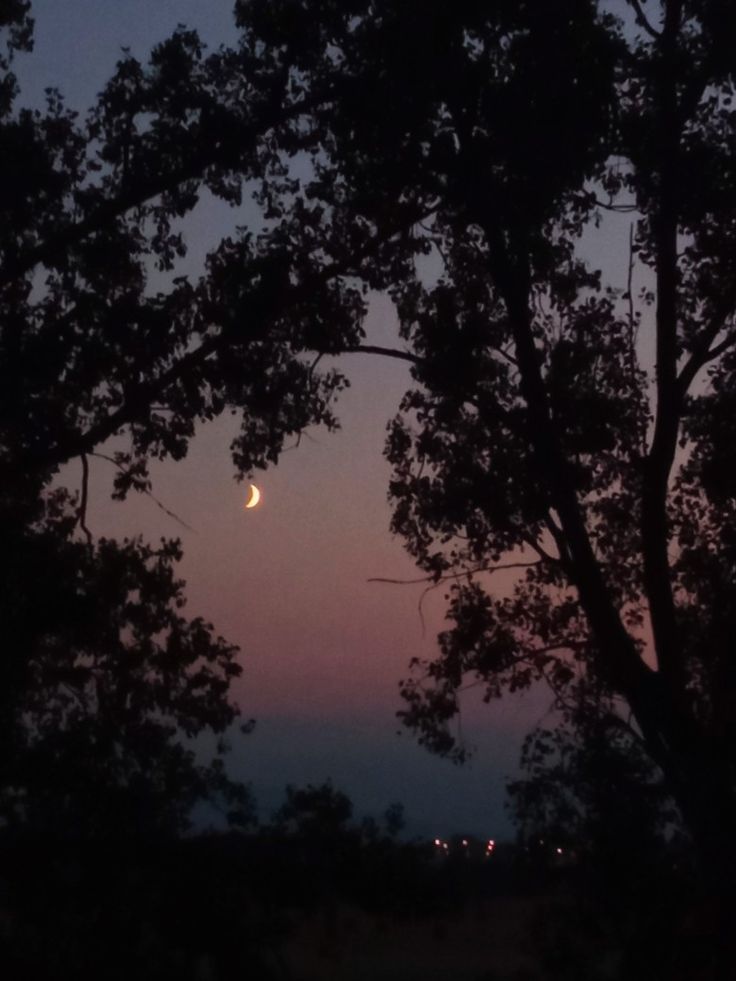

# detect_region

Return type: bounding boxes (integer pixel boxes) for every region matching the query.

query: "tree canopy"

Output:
[239,0,736,919]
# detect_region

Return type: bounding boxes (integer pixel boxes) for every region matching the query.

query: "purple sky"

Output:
[22,1,637,838]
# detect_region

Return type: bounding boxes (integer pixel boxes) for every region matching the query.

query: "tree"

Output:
[0,4,328,834]
[0,0,419,832]
[506,693,698,977]
[218,0,736,964]
[507,686,683,876]
[273,781,354,839]
[1,488,256,836]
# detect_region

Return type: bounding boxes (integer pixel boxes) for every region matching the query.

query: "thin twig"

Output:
[521,533,561,565]
[417,580,444,639]
[593,197,639,213]
[626,221,636,349]
[432,236,451,270]
[91,452,197,533]
[367,560,541,587]
[684,327,736,376]
[491,345,519,367]
[305,351,324,392]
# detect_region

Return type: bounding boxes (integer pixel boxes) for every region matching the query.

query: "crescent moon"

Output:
[245,483,261,509]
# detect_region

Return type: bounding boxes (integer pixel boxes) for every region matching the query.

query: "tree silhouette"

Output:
[507,685,681,872]
[225,1,736,962]
[0,1,420,834]
[273,781,354,839]
[310,1,734,865]
[1,487,254,836]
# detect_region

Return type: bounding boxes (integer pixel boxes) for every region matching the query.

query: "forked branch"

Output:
[627,0,663,40]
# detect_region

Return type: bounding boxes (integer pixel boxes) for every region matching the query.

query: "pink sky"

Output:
[70,293,541,836]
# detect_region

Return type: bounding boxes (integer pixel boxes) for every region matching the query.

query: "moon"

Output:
[244,484,261,509]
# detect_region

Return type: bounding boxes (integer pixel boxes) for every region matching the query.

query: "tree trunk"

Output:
[673,760,736,980]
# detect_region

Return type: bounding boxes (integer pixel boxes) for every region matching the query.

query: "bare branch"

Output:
[77,453,93,546]
[305,351,325,401]
[417,580,441,639]
[678,294,736,395]
[60,681,88,712]
[640,7,686,692]
[90,452,196,533]
[603,708,651,754]
[522,533,561,566]
[626,0,662,40]
[367,560,542,587]
[341,344,420,366]
[626,222,636,354]
[594,197,640,213]
[491,344,518,367]
[693,330,736,369]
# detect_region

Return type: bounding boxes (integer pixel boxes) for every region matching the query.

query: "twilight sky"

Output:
[21,0,637,839]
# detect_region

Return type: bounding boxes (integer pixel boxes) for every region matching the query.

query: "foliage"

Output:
[0,9,369,496]
[272,780,405,842]
[507,696,681,871]
[0,488,253,835]
[272,780,354,838]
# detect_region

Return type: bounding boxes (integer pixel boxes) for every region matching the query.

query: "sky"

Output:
[17,0,639,839]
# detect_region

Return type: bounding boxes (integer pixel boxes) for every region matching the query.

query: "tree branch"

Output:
[442,102,638,697]
[41,332,221,471]
[340,344,421,365]
[640,0,685,694]
[594,196,640,213]
[472,216,664,756]
[367,560,542,586]
[690,329,736,371]
[522,533,562,566]
[90,452,196,533]
[31,206,436,474]
[0,84,323,291]
[626,0,663,40]
[678,294,736,395]
[77,453,93,546]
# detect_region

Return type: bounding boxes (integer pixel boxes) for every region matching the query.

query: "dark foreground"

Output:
[0,832,717,980]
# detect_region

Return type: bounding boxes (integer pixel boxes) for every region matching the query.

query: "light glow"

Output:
[245,484,261,509]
